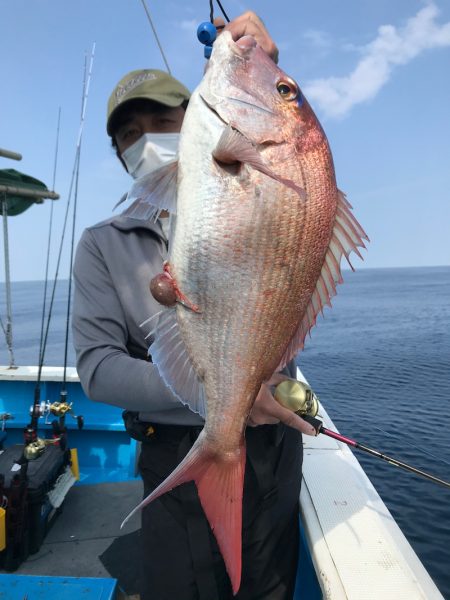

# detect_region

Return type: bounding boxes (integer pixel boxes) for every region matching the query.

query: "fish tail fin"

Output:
[196,439,246,595]
[121,432,246,595]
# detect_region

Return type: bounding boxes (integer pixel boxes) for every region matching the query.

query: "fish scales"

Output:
[122,31,368,595]
[176,189,301,418]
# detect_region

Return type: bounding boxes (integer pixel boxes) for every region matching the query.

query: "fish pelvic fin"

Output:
[277,189,369,370]
[121,432,246,596]
[213,125,306,198]
[147,307,207,418]
[122,160,178,220]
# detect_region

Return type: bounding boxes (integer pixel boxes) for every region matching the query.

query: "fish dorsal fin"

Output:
[146,308,207,418]
[276,190,369,371]
[122,160,178,221]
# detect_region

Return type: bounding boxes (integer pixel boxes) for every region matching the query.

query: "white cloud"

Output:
[303,29,332,50]
[179,19,197,32]
[304,3,450,119]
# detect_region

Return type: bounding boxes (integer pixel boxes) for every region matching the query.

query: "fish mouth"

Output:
[229,35,257,56]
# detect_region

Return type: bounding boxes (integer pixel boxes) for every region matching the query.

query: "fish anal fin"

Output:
[121,433,246,595]
[213,126,305,198]
[123,160,178,221]
[276,189,368,370]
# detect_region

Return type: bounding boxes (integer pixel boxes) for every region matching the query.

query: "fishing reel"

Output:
[274,379,320,417]
[30,401,84,429]
[23,436,61,461]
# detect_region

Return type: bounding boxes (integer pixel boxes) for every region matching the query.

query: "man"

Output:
[73,12,314,600]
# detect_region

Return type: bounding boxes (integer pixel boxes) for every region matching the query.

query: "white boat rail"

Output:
[298,367,444,599]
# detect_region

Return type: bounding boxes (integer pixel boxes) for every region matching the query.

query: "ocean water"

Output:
[1,266,450,598]
[297,266,450,599]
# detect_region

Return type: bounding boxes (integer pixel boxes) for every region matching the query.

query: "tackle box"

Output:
[0,443,69,571]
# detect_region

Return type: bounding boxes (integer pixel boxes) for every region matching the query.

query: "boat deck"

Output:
[0,366,445,599]
[13,480,143,598]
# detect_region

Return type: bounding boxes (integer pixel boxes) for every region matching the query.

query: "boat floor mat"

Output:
[9,479,143,591]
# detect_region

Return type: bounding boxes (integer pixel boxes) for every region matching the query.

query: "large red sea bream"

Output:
[121,31,368,594]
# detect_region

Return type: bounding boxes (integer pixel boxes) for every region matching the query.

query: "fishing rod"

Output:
[37,107,61,373]
[312,395,450,469]
[139,0,172,74]
[274,379,450,490]
[25,46,95,453]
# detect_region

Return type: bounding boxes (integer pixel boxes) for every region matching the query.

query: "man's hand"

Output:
[214,11,279,63]
[248,374,317,436]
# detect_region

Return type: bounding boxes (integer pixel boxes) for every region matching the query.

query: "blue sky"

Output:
[1,0,449,281]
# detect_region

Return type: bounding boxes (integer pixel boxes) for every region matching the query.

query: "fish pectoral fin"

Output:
[122,160,178,221]
[146,307,207,418]
[276,189,369,371]
[213,125,305,198]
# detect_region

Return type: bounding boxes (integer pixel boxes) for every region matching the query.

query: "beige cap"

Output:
[107,69,190,135]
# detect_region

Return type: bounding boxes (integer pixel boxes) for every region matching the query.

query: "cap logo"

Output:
[114,72,157,105]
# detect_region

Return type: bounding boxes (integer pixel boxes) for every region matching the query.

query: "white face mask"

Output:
[121,132,180,179]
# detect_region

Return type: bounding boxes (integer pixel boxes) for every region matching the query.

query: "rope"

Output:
[139,0,172,74]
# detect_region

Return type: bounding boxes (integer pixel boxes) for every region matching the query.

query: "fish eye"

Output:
[276,80,298,101]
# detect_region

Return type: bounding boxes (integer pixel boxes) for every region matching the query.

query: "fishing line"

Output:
[61,150,81,392]
[139,0,172,74]
[209,0,230,23]
[37,107,61,369]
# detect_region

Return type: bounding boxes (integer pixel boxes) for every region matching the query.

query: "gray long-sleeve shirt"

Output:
[72,214,204,425]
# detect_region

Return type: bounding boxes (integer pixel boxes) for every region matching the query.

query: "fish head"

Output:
[199,30,322,148]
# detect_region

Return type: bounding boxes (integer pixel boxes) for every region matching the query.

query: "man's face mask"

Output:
[121,132,180,179]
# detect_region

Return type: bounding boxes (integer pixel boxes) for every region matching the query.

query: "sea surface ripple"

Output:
[297,266,450,599]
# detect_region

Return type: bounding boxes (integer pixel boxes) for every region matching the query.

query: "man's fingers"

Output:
[249,383,316,435]
[222,11,279,62]
[267,400,317,436]
[213,17,226,32]
[265,372,291,387]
